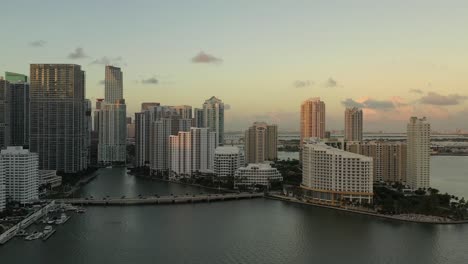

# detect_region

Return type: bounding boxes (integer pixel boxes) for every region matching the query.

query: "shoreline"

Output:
[266,194,468,225]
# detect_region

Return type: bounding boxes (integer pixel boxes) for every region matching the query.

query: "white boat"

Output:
[47,219,56,225]
[75,207,86,213]
[25,231,43,241]
[16,230,29,237]
[55,213,70,225]
[42,226,56,241]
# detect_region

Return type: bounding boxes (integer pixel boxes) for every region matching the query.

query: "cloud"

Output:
[91,56,125,66]
[141,77,159,85]
[29,40,46,47]
[324,77,338,88]
[410,89,424,94]
[191,51,222,64]
[420,92,468,106]
[341,98,395,110]
[293,80,314,88]
[68,47,87,59]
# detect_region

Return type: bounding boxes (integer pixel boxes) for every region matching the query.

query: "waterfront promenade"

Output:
[47,193,264,206]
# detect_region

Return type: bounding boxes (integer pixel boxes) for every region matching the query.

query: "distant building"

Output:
[344,107,363,142]
[300,98,326,146]
[1,146,39,204]
[244,122,277,163]
[234,163,282,188]
[172,105,193,120]
[134,102,160,167]
[5,72,27,83]
[214,146,244,177]
[302,139,373,205]
[347,141,407,183]
[0,159,5,211]
[39,170,62,189]
[407,117,431,190]
[193,108,204,128]
[203,96,224,146]
[5,73,30,147]
[0,78,10,149]
[30,64,88,173]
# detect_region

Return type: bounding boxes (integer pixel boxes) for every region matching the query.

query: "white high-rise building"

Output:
[344,107,363,142]
[98,66,127,165]
[0,158,5,212]
[134,102,160,167]
[203,96,224,146]
[214,146,244,177]
[234,163,282,188]
[168,128,216,178]
[407,117,431,190]
[301,139,373,205]
[1,146,39,204]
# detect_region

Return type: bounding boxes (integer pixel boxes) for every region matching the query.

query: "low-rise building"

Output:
[234,163,282,188]
[39,170,62,189]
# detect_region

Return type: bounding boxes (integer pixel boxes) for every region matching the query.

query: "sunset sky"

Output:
[1,0,468,132]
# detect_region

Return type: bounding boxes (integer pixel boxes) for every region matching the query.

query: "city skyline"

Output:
[1,1,468,132]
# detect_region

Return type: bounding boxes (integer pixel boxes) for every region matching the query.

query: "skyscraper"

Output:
[30,64,87,173]
[0,78,10,149]
[300,98,325,145]
[134,102,160,167]
[407,117,431,190]
[0,157,5,212]
[172,105,193,120]
[344,107,363,142]
[98,66,126,165]
[244,122,278,164]
[203,96,224,146]
[193,108,204,128]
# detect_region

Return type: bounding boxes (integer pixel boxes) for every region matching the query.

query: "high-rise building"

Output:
[169,131,192,177]
[300,98,326,145]
[344,107,363,142]
[190,127,216,173]
[302,139,373,205]
[172,105,193,120]
[134,103,161,167]
[234,163,282,188]
[244,122,277,163]
[98,66,126,165]
[8,80,30,147]
[141,102,160,111]
[193,108,204,128]
[93,99,104,132]
[0,158,5,212]
[30,64,88,173]
[347,141,407,183]
[0,78,10,149]
[84,99,92,166]
[407,117,431,190]
[5,72,27,83]
[203,96,224,146]
[1,146,39,204]
[214,146,244,177]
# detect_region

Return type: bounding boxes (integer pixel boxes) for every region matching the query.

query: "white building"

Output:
[301,140,373,205]
[214,146,244,177]
[169,128,216,178]
[1,146,39,204]
[407,117,431,190]
[234,163,282,188]
[0,158,5,211]
[203,96,224,146]
[97,66,127,165]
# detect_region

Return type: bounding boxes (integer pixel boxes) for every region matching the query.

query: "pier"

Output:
[48,193,264,206]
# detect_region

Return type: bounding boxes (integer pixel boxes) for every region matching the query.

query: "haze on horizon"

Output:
[1,0,467,132]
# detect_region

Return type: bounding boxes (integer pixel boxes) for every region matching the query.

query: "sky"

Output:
[1,0,468,132]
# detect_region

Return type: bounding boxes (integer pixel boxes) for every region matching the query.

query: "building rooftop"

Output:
[215,146,241,154]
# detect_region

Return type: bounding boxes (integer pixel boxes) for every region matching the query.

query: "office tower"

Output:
[169,131,192,177]
[407,117,431,190]
[234,163,282,188]
[203,96,224,146]
[300,98,326,145]
[302,139,373,205]
[0,78,10,149]
[30,64,87,173]
[134,102,160,167]
[8,80,30,147]
[193,108,204,128]
[172,105,193,120]
[347,141,407,183]
[344,107,363,142]
[1,146,39,204]
[93,99,104,132]
[84,99,92,166]
[214,146,244,177]
[5,72,27,83]
[190,127,216,173]
[149,107,192,175]
[244,122,278,163]
[0,158,5,211]
[98,66,126,165]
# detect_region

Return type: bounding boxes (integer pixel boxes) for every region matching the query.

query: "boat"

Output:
[75,207,86,213]
[42,226,56,241]
[55,213,70,225]
[47,219,56,225]
[15,230,29,237]
[25,231,43,241]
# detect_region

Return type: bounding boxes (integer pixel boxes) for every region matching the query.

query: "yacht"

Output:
[55,213,70,225]
[76,207,86,213]
[42,226,56,241]
[16,230,29,237]
[25,231,43,241]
